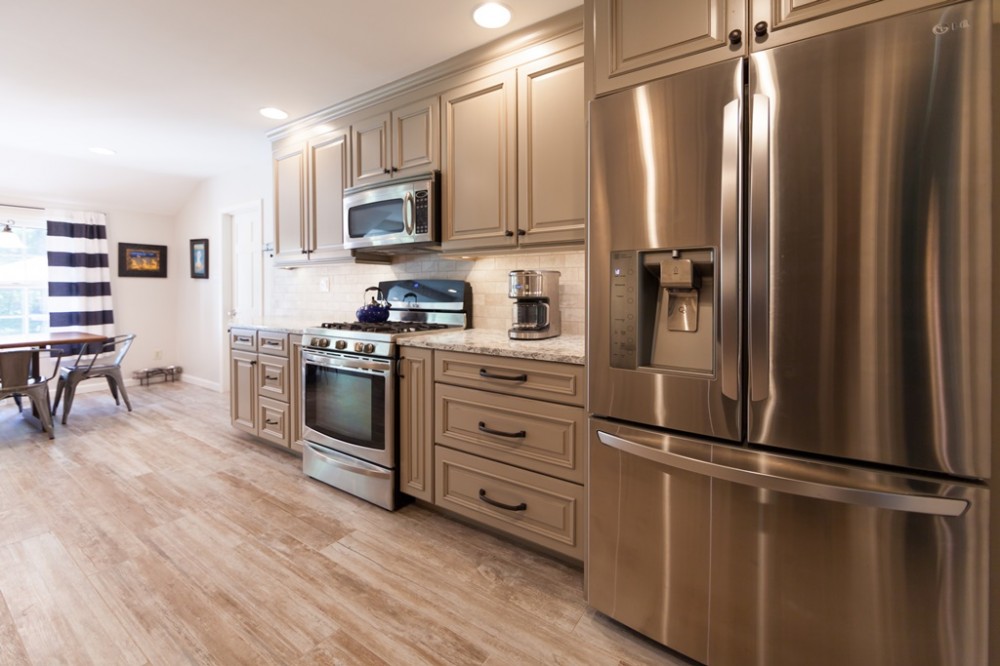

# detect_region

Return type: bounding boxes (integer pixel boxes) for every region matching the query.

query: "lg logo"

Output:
[933,19,971,35]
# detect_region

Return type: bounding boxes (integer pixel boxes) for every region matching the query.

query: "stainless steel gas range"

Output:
[300,279,471,510]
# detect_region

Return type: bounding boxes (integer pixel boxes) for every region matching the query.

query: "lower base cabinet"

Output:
[430,350,586,560]
[229,327,300,452]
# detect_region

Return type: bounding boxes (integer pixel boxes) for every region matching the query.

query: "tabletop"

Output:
[0,330,108,350]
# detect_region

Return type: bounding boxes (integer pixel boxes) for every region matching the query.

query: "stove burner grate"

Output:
[320,321,452,334]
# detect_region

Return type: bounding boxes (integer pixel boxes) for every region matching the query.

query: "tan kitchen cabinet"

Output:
[351,95,440,188]
[442,70,518,251]
[273,125,354,266]
[588,0,949,96]
[229,328,298,451]
[442,43,586,253]
[399,346,434,501]
[433,350,585,560]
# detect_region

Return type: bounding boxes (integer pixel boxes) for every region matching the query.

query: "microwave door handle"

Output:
[403,191,415,235]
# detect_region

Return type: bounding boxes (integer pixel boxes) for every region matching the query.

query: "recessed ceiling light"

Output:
[259,107,289,120]
[89,146,116,156]
[473,2,511,28]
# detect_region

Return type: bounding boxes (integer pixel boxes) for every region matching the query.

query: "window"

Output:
[0,209,48,336]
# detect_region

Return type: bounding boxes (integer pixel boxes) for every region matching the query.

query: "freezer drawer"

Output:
[589,419,988,666]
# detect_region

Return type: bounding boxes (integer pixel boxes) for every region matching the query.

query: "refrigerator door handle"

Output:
[596,430,968,517]
[720,98,741,401]
[748,93,770,402]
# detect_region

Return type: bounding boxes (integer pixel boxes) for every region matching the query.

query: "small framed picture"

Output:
[190,239,209,279]
[118,243,167,278]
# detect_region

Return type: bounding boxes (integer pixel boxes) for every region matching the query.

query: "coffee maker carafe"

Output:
[508,270,560,340]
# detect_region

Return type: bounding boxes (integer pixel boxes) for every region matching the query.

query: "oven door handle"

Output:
[302,351,392,374]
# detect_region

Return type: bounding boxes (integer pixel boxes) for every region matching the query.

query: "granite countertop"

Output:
[398,329,585,365]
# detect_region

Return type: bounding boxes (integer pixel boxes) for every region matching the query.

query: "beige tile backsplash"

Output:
[267,250,585,336]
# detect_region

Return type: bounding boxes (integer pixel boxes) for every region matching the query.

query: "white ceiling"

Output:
[0,0,581,216]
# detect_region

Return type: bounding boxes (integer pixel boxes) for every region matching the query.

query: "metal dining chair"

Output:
[0,347,62,438]
[52,333,136,424]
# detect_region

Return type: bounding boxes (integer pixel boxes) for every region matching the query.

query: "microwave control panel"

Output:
[414,190,429,234]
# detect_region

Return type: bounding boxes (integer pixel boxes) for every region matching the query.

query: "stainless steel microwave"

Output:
[342,173,439,251]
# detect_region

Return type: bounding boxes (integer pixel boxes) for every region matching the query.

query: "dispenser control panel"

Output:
[610,251,637,369]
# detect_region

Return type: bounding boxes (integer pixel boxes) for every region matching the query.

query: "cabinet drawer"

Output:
[257,331,289,357]
[258,396,290,447]
[435,447,583,560]
[434,351,584,406]
[435,384,584,483]
[230,328,257,352]
[257,355,290,401]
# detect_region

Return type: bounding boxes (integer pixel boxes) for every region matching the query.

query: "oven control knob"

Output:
[334,340,346,350]
[363,343,375,354]
[354,342,364,352]
[319,338,330,348]
[310,338,320,347]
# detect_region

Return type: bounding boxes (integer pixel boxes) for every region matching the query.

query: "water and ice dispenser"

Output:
[610,249,715,374]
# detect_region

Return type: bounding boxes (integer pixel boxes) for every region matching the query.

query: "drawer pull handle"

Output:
[478,488,527,512]
[479,368,527,382]
[478,421,526,439]
[265,419,279,426]
[265,374,279,381]
[263,340,281,347]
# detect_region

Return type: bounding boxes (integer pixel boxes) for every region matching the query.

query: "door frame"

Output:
[220,199,263,393]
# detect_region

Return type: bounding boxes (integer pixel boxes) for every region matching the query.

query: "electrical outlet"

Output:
[153,350,163,360]
[319,277,330,292]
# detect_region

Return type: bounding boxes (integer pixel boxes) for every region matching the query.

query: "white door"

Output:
[230,205,262,323]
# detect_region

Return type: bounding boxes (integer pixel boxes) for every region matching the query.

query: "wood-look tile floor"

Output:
[0,383,694,665]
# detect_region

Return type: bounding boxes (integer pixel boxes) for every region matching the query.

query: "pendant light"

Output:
[0,220,26,250]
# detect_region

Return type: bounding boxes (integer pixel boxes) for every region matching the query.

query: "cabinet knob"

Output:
[517,229,526,236]
[728,29,742,45]
[504,230,514,237]
[391,166,399,173]
[754,21,768,37]
[383,168,391,174]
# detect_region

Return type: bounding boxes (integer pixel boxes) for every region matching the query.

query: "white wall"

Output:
[171,145,272,390]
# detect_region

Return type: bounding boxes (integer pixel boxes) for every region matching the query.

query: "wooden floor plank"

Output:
[0,383,682,665]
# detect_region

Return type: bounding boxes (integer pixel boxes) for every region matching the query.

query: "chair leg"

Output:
[106,376,120,405]
[61,376,83,425]
[13,394,23,413]
[108,369,132,412]
[52,377,65,413]
[27,386,55,439]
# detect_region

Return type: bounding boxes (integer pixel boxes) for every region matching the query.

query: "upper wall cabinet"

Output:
[517,45,585,248]
[442,70,519,251]
[442,44,586,253]
[591,0,746,96]
[589,0,950,96]
[273,125,354,266]
[352,96,440,188]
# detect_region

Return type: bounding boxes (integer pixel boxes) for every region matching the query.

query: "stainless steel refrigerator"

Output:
[587,3,992,665]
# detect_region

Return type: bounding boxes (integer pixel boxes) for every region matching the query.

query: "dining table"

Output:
[0,330,109,430]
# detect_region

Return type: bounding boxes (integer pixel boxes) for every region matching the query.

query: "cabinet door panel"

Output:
[399,347,434,501]
[309,128,350,260]
[442,70,517,250]
[231,350,257,434]
[593,0,745,95]
[518,47,586,246]
[273,146,306,263]
[352,113,390,187]
[393,96,439,177]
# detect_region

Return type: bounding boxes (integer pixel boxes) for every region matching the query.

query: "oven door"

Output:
[301,349,394,469]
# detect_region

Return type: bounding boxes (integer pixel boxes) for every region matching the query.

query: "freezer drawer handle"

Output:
[596,431,968,517]
[479,368,527,382]
[478,421,526,439]
[478,488,527,512]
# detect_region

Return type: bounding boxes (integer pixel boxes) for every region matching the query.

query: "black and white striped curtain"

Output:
[45,210,115,337]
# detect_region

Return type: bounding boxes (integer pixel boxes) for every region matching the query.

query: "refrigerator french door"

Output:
[587,2,991,665]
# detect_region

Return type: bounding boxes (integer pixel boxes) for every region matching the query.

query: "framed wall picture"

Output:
[118,243,167,278]
[190,238,209,279]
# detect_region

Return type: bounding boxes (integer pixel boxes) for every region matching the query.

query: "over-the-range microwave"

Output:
[342,172,439,251]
